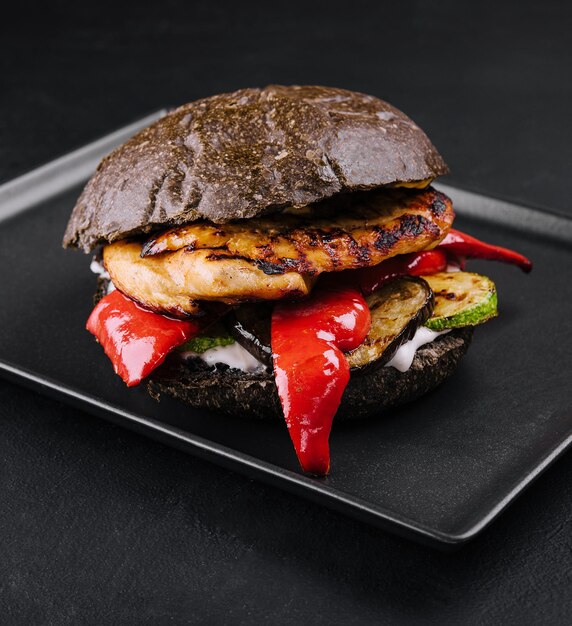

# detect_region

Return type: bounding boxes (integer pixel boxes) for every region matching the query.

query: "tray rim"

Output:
[1,115,570,549]
[11,357,570,549]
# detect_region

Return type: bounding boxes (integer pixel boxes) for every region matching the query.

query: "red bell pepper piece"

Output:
[86,290,201,386]
[438,229,532,272]
[271,284,371,475]
[351,249,448,295]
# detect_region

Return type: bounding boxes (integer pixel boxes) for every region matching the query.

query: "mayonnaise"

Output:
[181,342,266,373]
[384,327,450,373]
[90,257,115,293]
[90,258,110,280]
[183,326,447,375]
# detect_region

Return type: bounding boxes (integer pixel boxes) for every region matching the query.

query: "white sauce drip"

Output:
[90,258,115,292]
[181,342,266,373]
[384,326,450,373]
[90,258,110,280]
[182,326,447,375]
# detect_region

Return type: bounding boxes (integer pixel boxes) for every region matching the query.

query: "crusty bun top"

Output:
[63,85,449,252]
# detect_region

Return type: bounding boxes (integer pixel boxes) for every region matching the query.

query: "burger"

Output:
[63,85,532,476]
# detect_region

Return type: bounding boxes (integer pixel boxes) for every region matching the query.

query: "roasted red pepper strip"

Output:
[271,284,371,475]
[350,249,448,295]
[437,228,532,272]
[87,290,201,386]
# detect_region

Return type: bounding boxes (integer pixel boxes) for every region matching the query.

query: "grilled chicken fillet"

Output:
[141,187,453,275]
[103,187,454,317]
[103,243,315,317]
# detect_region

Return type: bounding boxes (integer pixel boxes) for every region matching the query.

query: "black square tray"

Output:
[1,113,570,547]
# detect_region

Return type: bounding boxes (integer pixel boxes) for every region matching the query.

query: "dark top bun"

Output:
[147,328,472,421]
[63,85,449,252]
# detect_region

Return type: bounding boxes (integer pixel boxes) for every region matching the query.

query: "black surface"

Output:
[2,1,572,622]
[0,177,567,547]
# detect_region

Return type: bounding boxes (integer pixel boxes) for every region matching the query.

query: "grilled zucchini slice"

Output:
[346,277,434,372]
[423,271,497,331]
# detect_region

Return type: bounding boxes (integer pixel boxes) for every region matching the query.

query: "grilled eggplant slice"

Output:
[347,277,434,372]
[226,303,274,367]
[228,277,434,372]
[423,271,497,330]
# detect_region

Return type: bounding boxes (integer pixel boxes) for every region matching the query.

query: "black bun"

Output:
[63,85,449,252]
[147,328,473,421]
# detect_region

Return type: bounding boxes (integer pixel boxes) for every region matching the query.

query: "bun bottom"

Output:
[147,328,473,421]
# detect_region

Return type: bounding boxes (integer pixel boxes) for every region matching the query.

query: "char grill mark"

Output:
[430,191,448,216]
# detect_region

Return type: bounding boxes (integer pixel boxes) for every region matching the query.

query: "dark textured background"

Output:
[2,1,572,623]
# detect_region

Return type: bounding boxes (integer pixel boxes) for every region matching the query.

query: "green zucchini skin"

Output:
[423,271,498,331]
[347,277,434,374]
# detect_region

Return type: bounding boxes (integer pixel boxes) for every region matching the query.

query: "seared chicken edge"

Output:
[103,188,454,318]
